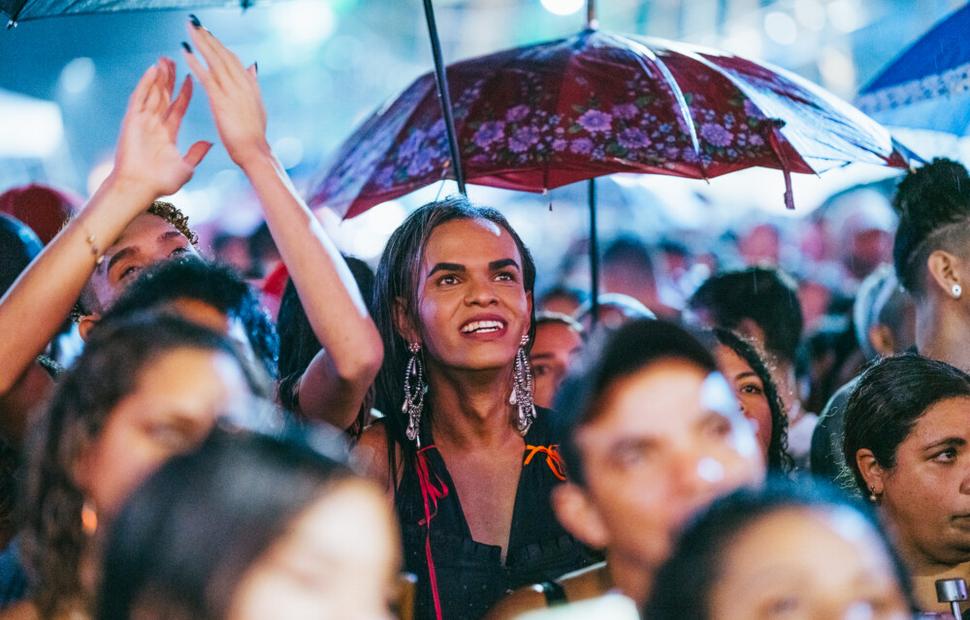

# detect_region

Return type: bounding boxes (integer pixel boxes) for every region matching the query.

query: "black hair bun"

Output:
[892,158,970,291]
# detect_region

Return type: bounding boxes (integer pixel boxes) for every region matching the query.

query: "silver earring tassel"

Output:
[403,342,426,447]
[510,334,537,434]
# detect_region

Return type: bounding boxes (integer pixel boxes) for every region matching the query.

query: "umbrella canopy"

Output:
[856,2,970,135]
[310,29,912,218]
[1,0,266,27]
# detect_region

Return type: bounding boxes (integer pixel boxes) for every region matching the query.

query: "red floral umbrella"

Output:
[309,28,914,219]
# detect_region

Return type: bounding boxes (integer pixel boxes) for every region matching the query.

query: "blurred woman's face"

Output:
[228,480,401,620]
[872,396,970,567]
[410,218,531,373]
[709,507,910,620]
[715,345,773,459]
[75,347,253,521]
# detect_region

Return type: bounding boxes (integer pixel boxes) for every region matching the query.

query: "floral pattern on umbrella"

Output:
[311,30,910,218]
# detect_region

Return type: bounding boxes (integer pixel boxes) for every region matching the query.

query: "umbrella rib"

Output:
[604,31,705,179]
[666,42,817,175]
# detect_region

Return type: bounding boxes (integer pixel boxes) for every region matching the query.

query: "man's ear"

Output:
[77,313,101,342]
[855,448,887,497]
[927,249,963,299]
[392,298,420,346]
[551,482,610,550]
[868,324,895,358]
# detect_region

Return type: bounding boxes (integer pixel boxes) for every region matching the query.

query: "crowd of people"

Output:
[2,18,970,620]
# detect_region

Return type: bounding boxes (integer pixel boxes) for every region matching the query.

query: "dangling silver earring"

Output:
[953,283,963,299]
[402,342,426,447]
[510,334,537,434]
[868,487,880,504]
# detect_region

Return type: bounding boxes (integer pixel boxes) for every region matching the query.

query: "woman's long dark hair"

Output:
[21,313,269,619]
[97,428,354,620]
[277,256,376,437]
[644,480,916,619]
[713,328,793,475]
[372,196,536,482]
[842,353,970,496]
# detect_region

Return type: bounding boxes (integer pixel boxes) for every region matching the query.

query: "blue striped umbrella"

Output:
[857,2,970,136]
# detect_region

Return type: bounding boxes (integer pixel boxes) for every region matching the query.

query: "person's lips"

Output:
[459,315,508,339]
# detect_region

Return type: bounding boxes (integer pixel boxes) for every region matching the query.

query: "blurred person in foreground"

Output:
[8,313,272,620]
[486,320,764,619]
[645,482,913,620]
[98,429,399,620]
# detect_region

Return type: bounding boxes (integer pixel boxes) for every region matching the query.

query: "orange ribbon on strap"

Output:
[524,444,567,481]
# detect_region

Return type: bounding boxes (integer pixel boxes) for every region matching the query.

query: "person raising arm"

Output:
[182,21,382,430]
[0,58,211,404]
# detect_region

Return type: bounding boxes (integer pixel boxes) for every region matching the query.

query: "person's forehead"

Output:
[728,507,883,576]
[907,396,970,439]
[715,345,753,375]
[422,219,518,265]
[108,213,181,251]
[583,362,713,436]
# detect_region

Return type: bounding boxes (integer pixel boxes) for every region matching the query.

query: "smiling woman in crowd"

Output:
[355,196,598,619]
[712,327,793,475]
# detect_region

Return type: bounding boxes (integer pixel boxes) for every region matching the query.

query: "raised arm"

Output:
[183,22,383,430]
[0,59,210,394]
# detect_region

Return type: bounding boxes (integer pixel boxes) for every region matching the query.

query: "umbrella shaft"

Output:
[588,178,599,326]
[422,0,467,195]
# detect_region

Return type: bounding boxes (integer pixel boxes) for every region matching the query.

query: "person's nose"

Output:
[671,445,726,501]
[464,274,499,307]
[958,460,970,495]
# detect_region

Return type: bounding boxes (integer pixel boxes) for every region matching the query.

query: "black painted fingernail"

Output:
[188,14,201,28]
[181,41,193,54]
[253,61,258,74]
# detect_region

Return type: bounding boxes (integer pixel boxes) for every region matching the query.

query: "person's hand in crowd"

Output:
[182,23,268,169]
[0,58,211,409]
[179,17,384,431]
[112,57,212,203]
